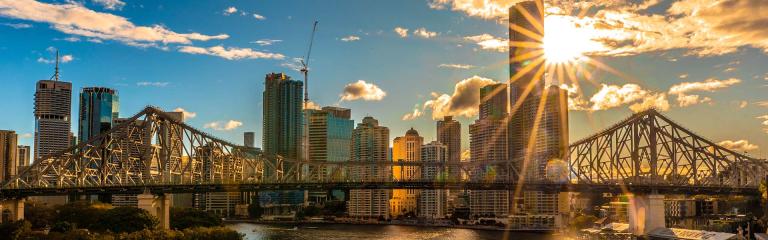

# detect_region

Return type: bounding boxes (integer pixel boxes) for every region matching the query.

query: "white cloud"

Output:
[569,84,670,113]
[223,6,238,15]
[758,115,768,134]
[204,120,242,131]
[464,34,508,52]
[178,45,285,60]
[438,63,475,69]
[280,57,303,72]
[251,39,282,46]
[136,81,169,87]
[0,0,228,47]
[402,107,423,121]
[668,78,741,107]
[253,14,266,20]
[738,101,748,108]
[413,27,438,38]
[756,101,768,108]
[37,54,74,64]
[304,101,321,110]
[394,27,408,38]
[1,22,32,29]
[19,133,33,138]
[173,107,197,120]
[340,35,360,42]
[718,140,759,152]
[423,75,498,119]
[679,74,688,79]
[340,80,387,101]
[92,0,125,10]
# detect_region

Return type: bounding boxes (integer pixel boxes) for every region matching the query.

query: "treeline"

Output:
[0,200,242,240]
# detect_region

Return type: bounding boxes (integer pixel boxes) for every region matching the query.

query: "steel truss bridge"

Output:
[1,107,766,199]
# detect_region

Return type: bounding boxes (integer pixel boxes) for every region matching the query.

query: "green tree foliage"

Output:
[248,196,263,219]
[96,207,158,233]
[24,201,56,229]
[180,227,243,240]
[50,221,74,233]
[56,201,111,229]
[170,208,222,230]
[0,220,31,240]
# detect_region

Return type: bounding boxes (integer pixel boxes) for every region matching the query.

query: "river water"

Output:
[227,223,566,240]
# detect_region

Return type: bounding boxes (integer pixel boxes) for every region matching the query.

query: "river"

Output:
[227,223,567,240]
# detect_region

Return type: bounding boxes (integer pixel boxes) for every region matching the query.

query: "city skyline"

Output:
[1,0,767,162]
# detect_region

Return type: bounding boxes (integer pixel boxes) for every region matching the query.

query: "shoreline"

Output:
[223,219,558,234]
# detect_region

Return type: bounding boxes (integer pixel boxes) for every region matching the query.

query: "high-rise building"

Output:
[306,106,353,203]
[348,117,391,219]
[0,130,19,182]
[390,128,422,217]
[436,116,461,181]
[78,87,119,142]
[507,0,568,229]
[419,141,448,219]
[244,132,255,148]
[17,145,30,168]
[261,72,306,214]
[469,84,510,217]
[34,80,72,160]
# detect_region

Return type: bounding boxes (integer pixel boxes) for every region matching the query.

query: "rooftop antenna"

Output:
[50,50,60,81]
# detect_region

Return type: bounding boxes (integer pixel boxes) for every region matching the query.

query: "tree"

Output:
[248,196,263,219]
[0,220,31,240]
[24,201,56,229]
[95,207,158,233]
[56,201,110,229]
[50,221,73,233]
[303,205,321,217]
[170,207,222,230]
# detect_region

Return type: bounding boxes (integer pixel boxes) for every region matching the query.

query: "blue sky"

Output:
[1,0,767,159]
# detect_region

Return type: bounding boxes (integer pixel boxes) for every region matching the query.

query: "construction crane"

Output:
[300,21,318,109]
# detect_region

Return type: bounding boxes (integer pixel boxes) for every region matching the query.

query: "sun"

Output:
[543,15,599,64]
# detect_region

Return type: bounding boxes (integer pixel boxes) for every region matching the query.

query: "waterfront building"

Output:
[306,106,353,203]
[34,80,72,160]
[469,83,510,218]
[436,116,461,181]
[419,141,448,219]
[507,0,569,229]
[261,73,306,214]
[78,87,119,142]
[348,117,391,219]
[0,130,18,182]
[390,128,422,218]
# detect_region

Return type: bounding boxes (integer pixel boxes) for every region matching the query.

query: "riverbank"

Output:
[223,219,557,233]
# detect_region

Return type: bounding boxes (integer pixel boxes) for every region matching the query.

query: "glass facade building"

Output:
[78,87,119,142]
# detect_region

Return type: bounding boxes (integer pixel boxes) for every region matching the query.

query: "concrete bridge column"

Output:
[0,198,25,223]
[628,194,665,236]
[137,193,170,229]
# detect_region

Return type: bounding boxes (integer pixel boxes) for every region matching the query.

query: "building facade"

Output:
[78,87,119,142]
[469,83,510,218]
[391,128,423,218]
[0,130,18,182]
[261,72,306,214]
[244,132,255,148]
[16,145,30,169]
[34,80,72,160]
[306,106,353,203]
[507,0,569,229]
[348,117,391,219]
[419,141,448,219]
[436,116,461,181]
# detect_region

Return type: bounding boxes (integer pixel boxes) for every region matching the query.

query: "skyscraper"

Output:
[0,130,19,182]
[507,0,568,229]
[261,73,306,214]
[348,116,391,219]
[391,128,423,217]
[244,132,255,148]
[469,83,510,217]
[306,106,353,203]
[419,141,448,219]
[78,87,119,142]
[436,116,461,181]
[34,80,72,160]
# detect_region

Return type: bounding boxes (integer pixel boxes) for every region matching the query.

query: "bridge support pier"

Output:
[628,194,665,236]
[0,198,25,223]
[137,193,170,230]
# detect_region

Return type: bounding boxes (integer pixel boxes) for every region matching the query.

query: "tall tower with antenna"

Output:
[34,49,73,163]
